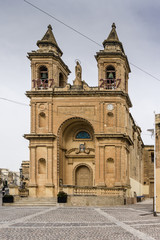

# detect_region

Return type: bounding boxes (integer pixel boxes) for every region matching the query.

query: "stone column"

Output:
[97,145,105,186]
[100,102,104,133]
[29,146,37,197]
[48,103,53,133]
[116,103,122,133]
[115,146,122,186]
[53,140,58,195]
[47,146,53,184]
[31,63,35,89]
[29,146,36,184]
[98,63,104,86]
[31,103,36,133]
[45,146,54,197]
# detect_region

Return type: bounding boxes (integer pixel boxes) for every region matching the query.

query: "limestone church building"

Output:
[24,23,150,205]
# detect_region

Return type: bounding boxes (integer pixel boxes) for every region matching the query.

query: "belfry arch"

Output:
[57,117,95,188]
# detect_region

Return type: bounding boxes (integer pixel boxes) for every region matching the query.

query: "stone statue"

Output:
[75,61,82,80]
[73,61,83,87]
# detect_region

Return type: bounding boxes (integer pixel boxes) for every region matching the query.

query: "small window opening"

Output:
[59,72,65,87]
[151,152,154,163]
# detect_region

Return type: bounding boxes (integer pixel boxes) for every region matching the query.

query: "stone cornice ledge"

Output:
[95,133,133,145]
[24,133,56,140]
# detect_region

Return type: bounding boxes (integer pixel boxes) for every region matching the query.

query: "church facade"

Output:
[24,24,147,205]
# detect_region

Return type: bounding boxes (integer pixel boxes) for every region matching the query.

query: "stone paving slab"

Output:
[10,222,115,228]
[0,208,43,222]
[0,200,159,240]
[0,227,138,240]
[134,225,160,240]
[24,208,109,223]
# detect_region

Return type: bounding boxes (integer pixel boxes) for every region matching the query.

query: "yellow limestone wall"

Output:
[130,177,143,197]
[156,168,160,212]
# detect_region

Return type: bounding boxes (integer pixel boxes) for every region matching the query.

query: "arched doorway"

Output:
[75,165,92,186]
[57,117,95,187]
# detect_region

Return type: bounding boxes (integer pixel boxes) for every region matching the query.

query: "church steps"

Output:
[3,197,57,206]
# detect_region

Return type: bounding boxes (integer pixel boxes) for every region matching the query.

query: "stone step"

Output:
[16,197,57,202]
[3,197,57,206]
[3,202,57,206]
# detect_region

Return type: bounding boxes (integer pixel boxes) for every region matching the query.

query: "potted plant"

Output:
[3,194,14,203]
[57,191,67,203]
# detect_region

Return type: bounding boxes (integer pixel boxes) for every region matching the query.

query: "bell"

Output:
[41,73,48,79]
[108,72,114,79]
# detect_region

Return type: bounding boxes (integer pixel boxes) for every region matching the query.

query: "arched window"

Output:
[38,158,46,174]
[39,66,48,83]
[106,65,115,79]
[106,65,116,89]
[39,112,46,128]
[75,131,91,139]
[59,72,65,87]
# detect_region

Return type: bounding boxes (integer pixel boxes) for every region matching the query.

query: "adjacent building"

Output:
[0,168,20,188]
[155,115,160,212]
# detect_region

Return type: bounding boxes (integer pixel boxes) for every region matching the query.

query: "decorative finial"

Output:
[48,24,52,30]
[112,23,116,29]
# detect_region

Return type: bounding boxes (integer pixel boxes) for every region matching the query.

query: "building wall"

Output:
[142,145,154,197]
[156,114,160,212]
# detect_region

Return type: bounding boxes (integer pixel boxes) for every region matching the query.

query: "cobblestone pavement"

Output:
[0,200,160,240]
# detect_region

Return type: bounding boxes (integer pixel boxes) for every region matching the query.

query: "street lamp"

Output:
[147,113,157,216]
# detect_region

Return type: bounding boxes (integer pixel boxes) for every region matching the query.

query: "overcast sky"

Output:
[1,0,160,171]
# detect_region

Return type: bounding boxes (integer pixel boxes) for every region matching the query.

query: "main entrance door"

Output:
[75,165,91,186]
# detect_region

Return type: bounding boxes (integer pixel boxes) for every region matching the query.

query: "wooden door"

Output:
[76,166,91,186]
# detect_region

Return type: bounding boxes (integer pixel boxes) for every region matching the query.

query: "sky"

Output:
[0,0,160,171]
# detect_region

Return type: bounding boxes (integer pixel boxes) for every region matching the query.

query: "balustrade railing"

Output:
[62,186,124,196]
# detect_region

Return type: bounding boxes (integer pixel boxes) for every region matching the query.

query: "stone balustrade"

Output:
[62,185,125,196]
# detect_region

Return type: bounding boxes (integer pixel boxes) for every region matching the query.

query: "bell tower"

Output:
[25,25,71,198]
[95,23,130,93]
[28,25,70,90]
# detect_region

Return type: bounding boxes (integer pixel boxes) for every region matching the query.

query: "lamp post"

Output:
[147,113,157,216]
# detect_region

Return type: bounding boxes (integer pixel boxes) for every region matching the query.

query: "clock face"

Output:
[107,104,114,111]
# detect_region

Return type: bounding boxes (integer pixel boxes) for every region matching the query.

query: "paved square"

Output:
[0,200,159,240]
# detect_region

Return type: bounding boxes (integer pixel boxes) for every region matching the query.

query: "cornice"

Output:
[95,52,131,72]
[95,133,133,145]
[65,154,95,158]
[24,133,56,140]
[27,52,71,74]
[25,90,132,107]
